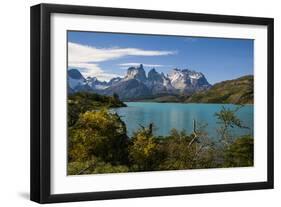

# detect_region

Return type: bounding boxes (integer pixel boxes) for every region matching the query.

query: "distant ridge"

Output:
[186,75,253,104]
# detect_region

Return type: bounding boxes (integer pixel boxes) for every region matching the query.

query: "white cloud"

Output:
[68,42,176,81]
[69,62,103,74]
[68,42,176,63]
[119,63,165,68]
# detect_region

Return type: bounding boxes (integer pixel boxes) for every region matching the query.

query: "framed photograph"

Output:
[30,3,274,203]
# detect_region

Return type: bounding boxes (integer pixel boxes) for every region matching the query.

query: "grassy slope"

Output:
[186,75,253,104]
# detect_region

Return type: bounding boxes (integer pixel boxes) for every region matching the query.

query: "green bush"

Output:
[68,108,129,165]
[68,158,129,175]
[129,126,165,171]
[223,135,254,167]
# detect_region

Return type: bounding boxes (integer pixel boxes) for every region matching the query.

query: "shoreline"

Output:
[122,101,254,105]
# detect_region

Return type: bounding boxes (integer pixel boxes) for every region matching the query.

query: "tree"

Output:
[113,93,119,101]
[223,135,254,167]
[160,128,216,170]
[215,106,248,146]
[129,125,164,171]
[215,106,253,168]
[68,108,129,165]
[68,92,126,127]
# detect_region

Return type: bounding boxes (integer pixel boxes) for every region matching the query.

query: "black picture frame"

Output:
[30,3,274,204]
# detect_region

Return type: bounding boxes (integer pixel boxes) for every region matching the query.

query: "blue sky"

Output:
[68,31,253,84]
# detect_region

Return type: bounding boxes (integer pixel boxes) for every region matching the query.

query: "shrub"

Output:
[223,135,254,167]
[68,109,129,165]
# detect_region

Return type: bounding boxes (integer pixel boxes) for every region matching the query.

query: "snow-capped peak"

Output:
[188,71,203,79]
[166,68,209,90]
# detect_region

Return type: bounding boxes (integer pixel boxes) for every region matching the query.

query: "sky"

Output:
[68,31,253,84]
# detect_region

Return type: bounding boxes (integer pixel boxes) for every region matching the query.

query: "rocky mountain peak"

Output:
[86,77,108,90]
[86,76,97,82]
[67,69,92,92]
[167,68,210,91]
[125,64,147,82]
[148,68,163,82]
[108,77,122,85]
[68,69,85,80]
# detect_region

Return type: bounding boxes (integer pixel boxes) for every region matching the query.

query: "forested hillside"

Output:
[187,75,253,104]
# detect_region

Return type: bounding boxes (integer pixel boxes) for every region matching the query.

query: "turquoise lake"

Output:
[114,102,253,139]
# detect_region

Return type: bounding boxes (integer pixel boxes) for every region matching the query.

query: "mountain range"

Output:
[68,64,211,100]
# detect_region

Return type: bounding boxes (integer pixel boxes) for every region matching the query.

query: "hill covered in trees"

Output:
[187,75,253,104]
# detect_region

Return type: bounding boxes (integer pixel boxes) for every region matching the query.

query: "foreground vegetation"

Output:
[67,92,253,175]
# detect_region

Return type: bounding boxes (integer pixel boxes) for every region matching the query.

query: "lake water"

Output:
[114,102,253,139]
